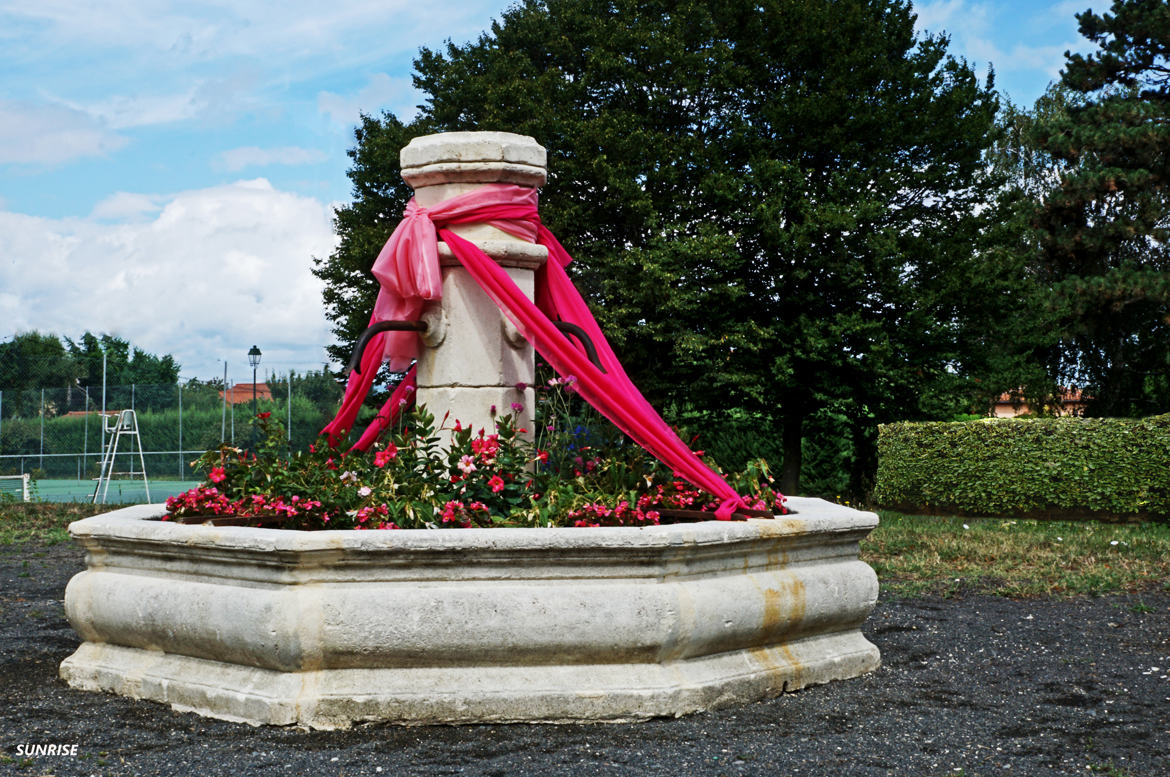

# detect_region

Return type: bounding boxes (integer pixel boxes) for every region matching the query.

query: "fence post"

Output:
[178,382,183,478]
[39,388,45,470]
[221,362,227,443]
[83,386,89,479]
[0,389,4,458]
[287,371,292,444]
[101,350,107,465]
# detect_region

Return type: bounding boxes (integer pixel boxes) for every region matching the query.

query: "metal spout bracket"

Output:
[347,321,428,375]
[554,322,605,374]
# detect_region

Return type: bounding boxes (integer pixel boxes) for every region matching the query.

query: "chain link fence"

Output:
[0,373,345,500]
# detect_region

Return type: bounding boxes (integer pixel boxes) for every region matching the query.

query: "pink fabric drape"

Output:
[348,366,417,452]
[322,184,752,519]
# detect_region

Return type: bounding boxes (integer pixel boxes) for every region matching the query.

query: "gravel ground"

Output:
[2,542,1168,777]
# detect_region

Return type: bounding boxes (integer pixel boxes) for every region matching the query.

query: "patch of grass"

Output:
[863,511,1170,598]
[0,502,115,546]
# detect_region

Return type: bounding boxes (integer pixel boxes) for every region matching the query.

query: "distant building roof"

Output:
[992,387,1089,418]
[220,383,273,404]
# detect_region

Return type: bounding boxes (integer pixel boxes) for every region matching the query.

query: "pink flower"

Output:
[358,486,372,497]
[510,402,524,413]
[374,445,398,467]
[209,467,226,483]
[471,435,499,463]
[488,475,505,493]
[458,455,477,475]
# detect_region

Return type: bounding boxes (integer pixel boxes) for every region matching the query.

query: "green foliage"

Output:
[0,331,181,417]
[1022,0,1170,416]
[67,332,180,409]
[873,414,1170,517]
[678,407,853,499]
[312,0,1004,495]
[0,332,78,415]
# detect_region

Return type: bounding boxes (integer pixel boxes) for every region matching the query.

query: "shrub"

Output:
[873,414,1170,519]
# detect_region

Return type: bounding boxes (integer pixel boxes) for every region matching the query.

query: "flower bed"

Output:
[165,392,785,531]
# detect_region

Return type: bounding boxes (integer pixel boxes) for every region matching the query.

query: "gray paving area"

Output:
[2,541,1168,777]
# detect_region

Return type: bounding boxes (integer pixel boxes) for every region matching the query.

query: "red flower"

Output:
[257,411,271,420]
[488,475,505,493]
[209,466,226,483]
[374,445,398,467]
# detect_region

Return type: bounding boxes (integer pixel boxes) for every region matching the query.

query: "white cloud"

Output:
[2,1,495,73]
[216,145,329,172]
[0,180,340,377]
[0,100,126,165]
[318,73,421,127]
[89,192,166,221]
[52,71,263,131]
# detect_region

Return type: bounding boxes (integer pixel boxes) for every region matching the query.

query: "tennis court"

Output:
[27,479,201,504]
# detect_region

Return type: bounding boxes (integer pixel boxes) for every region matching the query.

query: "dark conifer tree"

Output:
[1032,0,1170,415]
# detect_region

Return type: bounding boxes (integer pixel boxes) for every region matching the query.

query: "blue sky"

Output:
[1,0,1095,381]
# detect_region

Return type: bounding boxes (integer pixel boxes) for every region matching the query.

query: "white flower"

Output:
[1110,540,1119,546]
[358,486,372,497]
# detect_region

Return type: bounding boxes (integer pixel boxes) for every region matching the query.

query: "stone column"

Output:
[399,131,548,440]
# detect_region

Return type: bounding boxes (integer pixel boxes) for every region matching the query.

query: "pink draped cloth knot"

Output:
[321,183,757,520]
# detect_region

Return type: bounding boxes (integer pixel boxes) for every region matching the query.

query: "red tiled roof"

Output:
[994,387,1087,405]
[220,383,273,404]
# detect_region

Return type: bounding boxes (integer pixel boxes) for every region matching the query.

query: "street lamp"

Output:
[248,345,262,450]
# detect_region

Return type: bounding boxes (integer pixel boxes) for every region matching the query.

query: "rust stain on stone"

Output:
[755,517,808,539]
[745,572,809,689]
[748,642,806,691]
[761,575,806,636]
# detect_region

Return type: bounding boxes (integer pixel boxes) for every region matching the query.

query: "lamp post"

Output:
[247,345,261,450]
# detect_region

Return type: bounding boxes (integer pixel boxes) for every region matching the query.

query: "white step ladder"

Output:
[92,410,151,504]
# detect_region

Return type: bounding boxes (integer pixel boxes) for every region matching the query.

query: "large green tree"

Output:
[0,332,78,417]
[1029,0,1170,415]
[315,0,1002,493]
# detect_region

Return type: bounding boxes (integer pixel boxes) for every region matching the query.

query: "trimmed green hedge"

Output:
[874,414,1170,519]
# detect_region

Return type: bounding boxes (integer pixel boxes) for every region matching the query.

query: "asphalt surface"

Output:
[2,541,1168,777]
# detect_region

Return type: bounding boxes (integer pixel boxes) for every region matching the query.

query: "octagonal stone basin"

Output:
[59,497,880,728]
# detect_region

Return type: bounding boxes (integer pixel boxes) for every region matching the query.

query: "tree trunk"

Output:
[848,418,876,503]
[779,412,803,496]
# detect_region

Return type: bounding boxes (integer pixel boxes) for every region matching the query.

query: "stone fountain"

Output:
[59,132,880,728]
